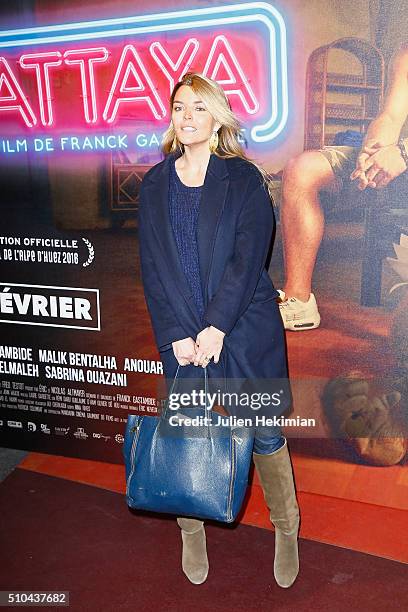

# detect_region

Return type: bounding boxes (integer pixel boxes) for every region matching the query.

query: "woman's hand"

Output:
[194,326,225,367]
[172,337,198,366]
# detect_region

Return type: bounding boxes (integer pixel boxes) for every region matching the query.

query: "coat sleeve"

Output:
[138,183,189,351]
[203,178,274,336]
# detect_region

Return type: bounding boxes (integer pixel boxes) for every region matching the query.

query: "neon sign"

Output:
[0,3,288,144]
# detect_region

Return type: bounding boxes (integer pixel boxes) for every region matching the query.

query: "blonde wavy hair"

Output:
[161,72,274,200]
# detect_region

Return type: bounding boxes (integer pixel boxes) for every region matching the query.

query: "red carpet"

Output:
[1,469,407,612]
[19,450,408,562]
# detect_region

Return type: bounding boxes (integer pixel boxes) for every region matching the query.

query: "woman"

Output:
[138,72,299,588]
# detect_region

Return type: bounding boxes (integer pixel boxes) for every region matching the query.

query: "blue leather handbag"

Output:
[123,363,255,523]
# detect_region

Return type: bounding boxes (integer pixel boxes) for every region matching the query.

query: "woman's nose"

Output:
[183,108,192,119]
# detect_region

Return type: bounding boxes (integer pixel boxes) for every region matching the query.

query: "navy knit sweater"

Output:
[168,158,205,322]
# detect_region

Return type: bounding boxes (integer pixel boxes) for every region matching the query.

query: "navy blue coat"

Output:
[138,152,291,416]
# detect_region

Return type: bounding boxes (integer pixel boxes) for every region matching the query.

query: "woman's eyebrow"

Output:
[172,99,205,104]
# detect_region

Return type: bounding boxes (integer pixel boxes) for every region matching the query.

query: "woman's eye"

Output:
[172,105,206,112]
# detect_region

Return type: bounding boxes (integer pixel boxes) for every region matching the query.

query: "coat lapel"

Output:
[196,153,229,306]
[143,152,230,327]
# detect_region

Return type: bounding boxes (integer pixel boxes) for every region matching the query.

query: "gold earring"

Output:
[171,135,183,153]
[209,130,219,153]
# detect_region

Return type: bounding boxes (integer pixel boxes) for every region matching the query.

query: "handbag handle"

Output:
[161,363,210,421]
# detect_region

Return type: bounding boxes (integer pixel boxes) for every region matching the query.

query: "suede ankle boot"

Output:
[252,440,300,588]
[176,517,209,584]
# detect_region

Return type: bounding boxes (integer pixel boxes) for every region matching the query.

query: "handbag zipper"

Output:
[227,432,237,521]
[126,419,143,498]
